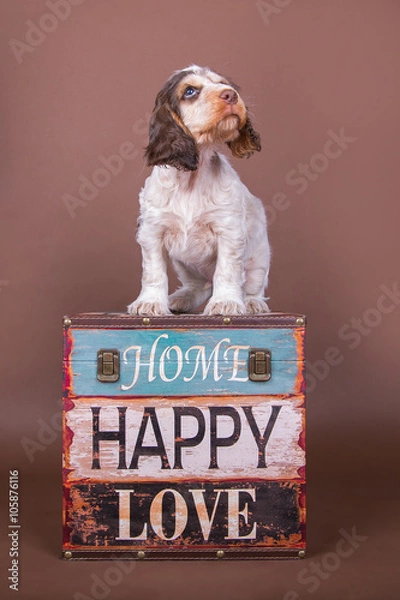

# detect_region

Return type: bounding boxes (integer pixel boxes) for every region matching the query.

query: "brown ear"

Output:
[145,105,198,171]
[227,117,261,159]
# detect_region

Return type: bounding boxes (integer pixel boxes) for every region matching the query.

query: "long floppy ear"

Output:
[145,105,198,171]
[227,116,261,159]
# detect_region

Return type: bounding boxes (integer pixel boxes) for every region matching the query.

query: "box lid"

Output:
[63,312,306,329]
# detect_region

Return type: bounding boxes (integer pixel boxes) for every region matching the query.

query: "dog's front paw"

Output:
[127,299,171,316]
[245,298,270,314]
[168,288,201,313]
[203,298,246,316]
[168,289,196,314]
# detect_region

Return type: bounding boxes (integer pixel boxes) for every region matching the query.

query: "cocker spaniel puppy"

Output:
[128,65,271,316]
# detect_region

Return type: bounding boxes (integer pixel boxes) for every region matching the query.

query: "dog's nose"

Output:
[220,88,238,105]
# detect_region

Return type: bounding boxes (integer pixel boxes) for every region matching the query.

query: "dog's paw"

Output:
[245,298,270,314]
[127,299,171,316]
[168,290,196,314]
[203,298,246,316]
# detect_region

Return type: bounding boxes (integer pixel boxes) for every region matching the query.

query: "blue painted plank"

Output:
[66,328,303,397]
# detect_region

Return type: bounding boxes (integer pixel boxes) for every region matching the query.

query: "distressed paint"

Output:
[65,396,305,482]
[64,481,305,550]
[294,327,306,395]
[63,326,73,397]
[62,314,306,558]
[65,328,304,397]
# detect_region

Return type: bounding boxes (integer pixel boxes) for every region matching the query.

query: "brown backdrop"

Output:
[1,1,399,598]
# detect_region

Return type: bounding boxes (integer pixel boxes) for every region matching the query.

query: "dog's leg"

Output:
[203,233,246,316]
[127,228,170,316]
[244,266,270,313]
[243,233,271,313]
[169,261,212,313]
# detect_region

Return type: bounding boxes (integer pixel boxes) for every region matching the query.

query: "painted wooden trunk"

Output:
[62,313,306,560]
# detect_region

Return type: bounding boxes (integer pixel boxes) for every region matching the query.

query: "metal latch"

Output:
[97,349,120,382]
[249,348,271,382]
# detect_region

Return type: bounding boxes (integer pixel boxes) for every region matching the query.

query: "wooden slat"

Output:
[65,327,305,397]
[63,481,305,550]
[64,396,305,483]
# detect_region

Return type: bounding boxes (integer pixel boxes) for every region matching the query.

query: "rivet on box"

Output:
[298,550,306,559]
[216,550,225,559]
[64,551,73,559]
[223,317,232,325]
[63,318,72,327]
[137,551,146,560]
[142,318,151,326]
[296,317,305,326]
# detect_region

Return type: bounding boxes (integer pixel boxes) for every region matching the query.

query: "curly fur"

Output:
[128,65,271,316]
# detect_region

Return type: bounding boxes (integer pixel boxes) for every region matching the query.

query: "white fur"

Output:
[128,68,271,316]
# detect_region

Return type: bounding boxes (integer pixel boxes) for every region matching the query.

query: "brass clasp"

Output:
[97,349,120,382]
[249,348,271,382]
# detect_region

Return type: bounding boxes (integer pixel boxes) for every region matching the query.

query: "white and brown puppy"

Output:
[128,65,271,316]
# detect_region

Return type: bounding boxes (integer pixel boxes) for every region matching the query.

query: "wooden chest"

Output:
[62,312,306,560]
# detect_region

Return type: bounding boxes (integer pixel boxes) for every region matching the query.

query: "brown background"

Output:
[1,0,399,598]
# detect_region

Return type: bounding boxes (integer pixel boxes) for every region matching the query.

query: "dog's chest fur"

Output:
[140,152,245,275]
[164,213,215,257]
[161,186,220,278]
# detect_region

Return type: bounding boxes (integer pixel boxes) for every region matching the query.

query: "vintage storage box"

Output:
[62,312,306,560]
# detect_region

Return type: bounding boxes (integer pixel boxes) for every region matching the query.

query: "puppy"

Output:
[128,65,271,316]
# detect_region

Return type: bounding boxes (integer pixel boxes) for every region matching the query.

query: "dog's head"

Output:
[145,65,261,171]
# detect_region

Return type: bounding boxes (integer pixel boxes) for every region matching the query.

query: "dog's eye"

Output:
[183,86,199,100]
